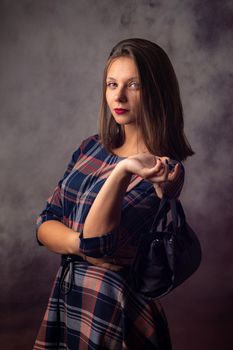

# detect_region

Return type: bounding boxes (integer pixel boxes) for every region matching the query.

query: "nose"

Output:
[114,86,127,103]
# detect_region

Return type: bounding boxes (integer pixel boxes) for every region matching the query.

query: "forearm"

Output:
[37,220,81,255]
[83,161,131,238]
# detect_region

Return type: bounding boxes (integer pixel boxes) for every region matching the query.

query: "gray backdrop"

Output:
[0,1,232,349]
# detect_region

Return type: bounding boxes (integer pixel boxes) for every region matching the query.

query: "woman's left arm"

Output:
[80,154,182,268]
[82,155,181,239]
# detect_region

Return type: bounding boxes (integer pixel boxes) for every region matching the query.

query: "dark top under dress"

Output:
[33,134,184,350]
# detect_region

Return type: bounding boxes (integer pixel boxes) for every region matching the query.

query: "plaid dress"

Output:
[34,134,184,350]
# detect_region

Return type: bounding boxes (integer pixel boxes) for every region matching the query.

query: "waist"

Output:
[61,254,84,266]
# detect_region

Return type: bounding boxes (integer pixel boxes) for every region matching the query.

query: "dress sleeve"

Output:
[36,145,83,245]
[79,231,118,258]
[79,162,185,258]
[78,183,161,259]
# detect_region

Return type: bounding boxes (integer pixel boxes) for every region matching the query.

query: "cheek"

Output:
[105,92,111,108]
[131,94,140,107]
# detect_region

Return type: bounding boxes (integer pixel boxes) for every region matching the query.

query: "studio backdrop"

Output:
[0,1,232,349]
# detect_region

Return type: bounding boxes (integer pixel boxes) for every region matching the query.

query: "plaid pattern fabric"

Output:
[34,134,184,349]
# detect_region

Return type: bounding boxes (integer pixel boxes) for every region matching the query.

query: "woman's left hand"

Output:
[121,153,180,182]
[145,156,181,183]
[80,254,124,272]
[118,153,181,198]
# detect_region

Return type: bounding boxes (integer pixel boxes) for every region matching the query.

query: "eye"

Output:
[128,81,140,89]
[106,82,117,89]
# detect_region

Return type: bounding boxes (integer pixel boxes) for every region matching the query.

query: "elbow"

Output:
[36,222,47,246]
[36,220,56,246]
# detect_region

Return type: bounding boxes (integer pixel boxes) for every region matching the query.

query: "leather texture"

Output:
[130,197,202,300]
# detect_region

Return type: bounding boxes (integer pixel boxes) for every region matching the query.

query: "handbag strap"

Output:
[170,199,186,231]
[149,197,186,234]
[149,196,170,233]
[170,198,178,231]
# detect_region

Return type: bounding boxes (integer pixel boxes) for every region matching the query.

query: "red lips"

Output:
[114,108,129,115]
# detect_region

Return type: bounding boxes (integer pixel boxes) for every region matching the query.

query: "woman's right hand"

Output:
[80,254,124,272]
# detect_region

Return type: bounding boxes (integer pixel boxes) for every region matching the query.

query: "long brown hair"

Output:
[98,38,194,161]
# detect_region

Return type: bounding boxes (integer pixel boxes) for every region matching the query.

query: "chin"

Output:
[112,115,136,125]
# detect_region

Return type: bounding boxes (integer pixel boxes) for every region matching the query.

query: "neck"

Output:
[114,125,149,156]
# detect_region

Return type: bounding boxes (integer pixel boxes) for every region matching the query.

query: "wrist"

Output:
[114,159,132,178]
[115,159,133,176]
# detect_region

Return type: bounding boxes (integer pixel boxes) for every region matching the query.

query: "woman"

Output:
[34,38,194,349]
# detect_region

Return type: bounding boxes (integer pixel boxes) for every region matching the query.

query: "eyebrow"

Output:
[106,76,139,81]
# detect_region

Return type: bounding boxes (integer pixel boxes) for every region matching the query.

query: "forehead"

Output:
[106,56,139,79]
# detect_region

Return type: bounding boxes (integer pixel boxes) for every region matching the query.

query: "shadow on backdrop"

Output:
[0,1,232,349]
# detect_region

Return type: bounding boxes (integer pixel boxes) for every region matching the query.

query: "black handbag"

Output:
[130,196,202,299]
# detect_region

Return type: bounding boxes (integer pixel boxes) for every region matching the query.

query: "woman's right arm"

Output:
[36,141,86,257]
[37,220,81,255]
[37,148,181,258]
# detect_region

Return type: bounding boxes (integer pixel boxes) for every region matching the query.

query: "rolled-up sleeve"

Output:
[78,182,161,259]
[36,146,82,245]
[79,229,119,258]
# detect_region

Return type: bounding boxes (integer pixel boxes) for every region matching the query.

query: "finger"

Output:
[160,157,171,166]
[145,163,170,182]
[167,163,181,181]
[85,257,123,271]
[155,159,170,180]
[142,159,164,177]
[101,263,124,271]
[85,256,109,266]
[148,165,170,183]
[147,168,165,180]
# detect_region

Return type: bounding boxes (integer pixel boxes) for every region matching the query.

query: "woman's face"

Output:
[105,56,141,126]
